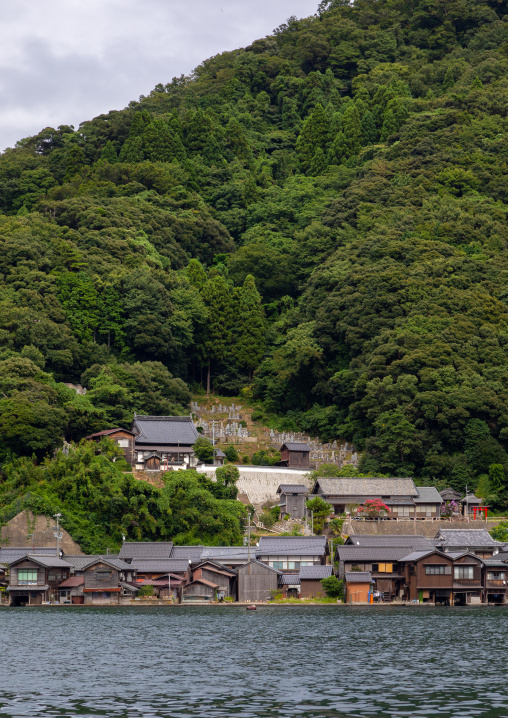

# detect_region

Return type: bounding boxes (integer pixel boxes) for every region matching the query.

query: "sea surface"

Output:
[0,605,507,718]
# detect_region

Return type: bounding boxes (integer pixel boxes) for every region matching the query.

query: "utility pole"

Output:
[311,510,314,536]
[247,513,251,563]
[53,513,63,557]
[465,484,469,522]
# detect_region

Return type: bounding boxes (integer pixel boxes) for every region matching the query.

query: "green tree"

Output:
[233,274,267,378]
[296,103,330,174]
[306,496,332,534]
[193,436,214,463]
[321,575,343,599]
[201,275,234,394]
[224,445,240,462]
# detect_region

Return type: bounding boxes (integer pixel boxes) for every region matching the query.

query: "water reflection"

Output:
[0,606,507,717]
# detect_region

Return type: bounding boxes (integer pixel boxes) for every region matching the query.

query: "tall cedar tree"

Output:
[234,274,267,379]
[295,103,330,174]
[201,275,234,395]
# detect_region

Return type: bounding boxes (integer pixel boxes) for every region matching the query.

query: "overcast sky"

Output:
[0,0,319,152]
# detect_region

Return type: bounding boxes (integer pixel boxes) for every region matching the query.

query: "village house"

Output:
[191,561,236,600]
[278,442,311,469]
[131,558,192,584]
[7,554,72,606]
[276,484,309,520]
[482,558,508,604]
[433,529,503,558]
[399,549,484,605]
[137,573,184,600]
[336,545,412,601]
[256,536,327,573]
[299,565,333,599]
[311,477,442,519]
[131,415,200,470]
[344,571,372,603]
[84,427,136,465]
[279,573,300,598]
[237,560,280,602]
[82,557,138,605]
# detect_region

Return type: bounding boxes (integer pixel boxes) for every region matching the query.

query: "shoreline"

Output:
[3,601,506,608]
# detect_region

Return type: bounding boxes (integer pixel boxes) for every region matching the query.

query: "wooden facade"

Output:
[279,442,311,469]
[8,556,71,606]
[181,579,218,602]
[237,560,279,602]
[85,428,136,466]
[191,562,236,599]
[82,559,137,605]
[276,484,308,520]
[402,551,483,605]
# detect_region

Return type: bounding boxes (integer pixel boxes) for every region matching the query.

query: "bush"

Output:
[225,445,240,462]
[321,575,343,599]
[252,449,280,466]
[251,411,263,422]
[193,436,214,463]
[242,454,249,464]
[138,585,154,597]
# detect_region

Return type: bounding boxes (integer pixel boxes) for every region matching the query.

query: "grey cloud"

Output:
[0,0,318,151]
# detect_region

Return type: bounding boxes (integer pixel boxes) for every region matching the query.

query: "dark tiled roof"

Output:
[192,561,236,576]
[493,551,508,562]
[277,484,309,494]
[119,542,174,560]
[345,535,433,549]
[0,547,58,565]
[19,555,71,568]
[170,546,204,561]
[398,549,440,562]
[345,571,372,583]
[215,449,226,458]
[257,536,327,557]
[59,576,84,588]
[337,546,417,562]
[434,529,502,547]
[187,578,219,589]
[281,442,311,451]
[312,478,418,498]
[132,416,199,446]
[300,565,333,580]
[279,574,300,585]
[63,555,118,570]
[132,559,190,573]
[461,494,482,504]
[85,427,135,439]
[82,557,133,571]
[414,486,442,503]
[136,445,193,453]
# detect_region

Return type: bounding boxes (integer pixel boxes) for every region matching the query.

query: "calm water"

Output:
[0,605,507,718]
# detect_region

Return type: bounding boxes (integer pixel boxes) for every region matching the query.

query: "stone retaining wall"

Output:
[343,519,500,538]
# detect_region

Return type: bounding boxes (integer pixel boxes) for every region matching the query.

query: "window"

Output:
[48,571,62,582]
[374,563,393,573]
[288,561,300,570]
[425,565,446,575]
[117,439,130,448]
[18,569,38,585]
[393,506,412,517]
[271,561,284,570]
[487,572,506,580]
[454,566,474,579]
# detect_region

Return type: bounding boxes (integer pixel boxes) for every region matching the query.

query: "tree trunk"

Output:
[207,359,211,397]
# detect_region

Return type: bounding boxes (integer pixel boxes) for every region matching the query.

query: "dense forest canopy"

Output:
[0,0,507,501]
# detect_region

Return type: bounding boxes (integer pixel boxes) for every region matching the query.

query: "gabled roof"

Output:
[132,559,190,573]
[461,494,483,504]
[237,559,281,574]
[192,561,236,576]
[0,547,58,565]
[63,555,118,570]
[345,535,433,549]
[186,578,219,589]
[345,571,372,583]
[85,427,135,439]
[257,536,327,557]
[398,549,446,562]
[215,449,226,458]
[10,555,71,568]
[281,442,311,452]
[312,477,418,498]
[82,557,133,571]
[337,546,418,562]
[414,487,442,503]
[300,565,333,580]
[132,415,199,446]
[277,484,309,494]
[434,529,502,547]
[119,542,174,560]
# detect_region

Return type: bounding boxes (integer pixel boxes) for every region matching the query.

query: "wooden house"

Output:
[137,574,184,601]
[131,415,200,471]
[400,549,483,605]
[7,555,71,606]
[82,557,138,605]
[131,558,192,584]
[344,571,372,603]
[58,576,85,604]
[237,560,280,602]
[336,545,412,601]
[311,477,441,518]
[191,561,236,599]
[256,536,327,573]
[279,573,300,598]
[279,442,311,469]
[482,558,508,604]
[84,427,136,466]
[181,579,219,602]
[299,565,333,599]
[276,484,308,520]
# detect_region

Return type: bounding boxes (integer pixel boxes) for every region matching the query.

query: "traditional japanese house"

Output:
[440,488,462,503]
[400,549,484,605]
[311,478,441,518]
[131,558,192,584]
[482,558,508,604]
[278,442,311,469]
[191,561,236,599]
[344,572,372,603]
[214,449,226,466]
[433,529,503,558]
[181,579,219,603]
[276,484,309,520]
[84,427,136,465]
[237,560,280,602]
[137,574,184,601]
[299,565,333,599]
[131,415,200,470]
[256,536,327,573]
[58,576,84,604]
[335,545,412,601]
[461,494,484,518]
[7,555,71,606]
[82,557,138,605]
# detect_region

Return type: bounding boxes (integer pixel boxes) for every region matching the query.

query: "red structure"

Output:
[472,506,489,520]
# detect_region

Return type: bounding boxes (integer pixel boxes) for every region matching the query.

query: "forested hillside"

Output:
[1,0,507,494]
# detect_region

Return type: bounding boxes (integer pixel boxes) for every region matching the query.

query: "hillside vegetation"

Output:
[0,0,507,500]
